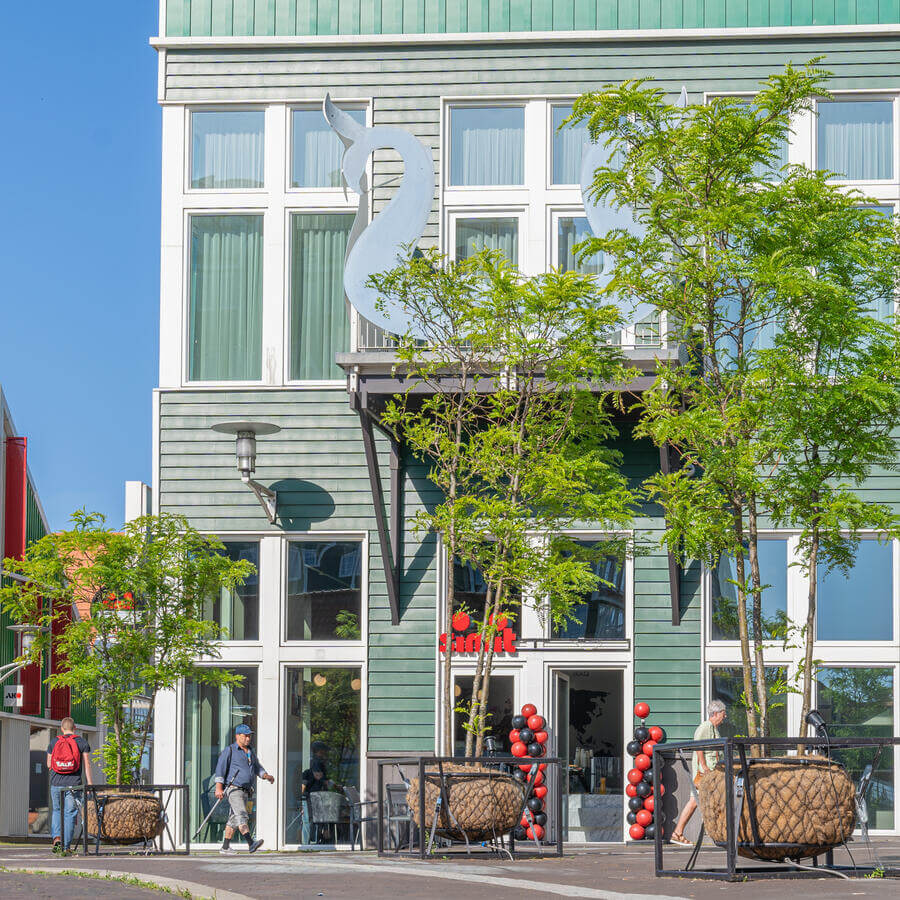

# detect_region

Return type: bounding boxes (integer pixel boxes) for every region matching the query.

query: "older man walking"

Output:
[670,699,727,847]
[214,724,274,855]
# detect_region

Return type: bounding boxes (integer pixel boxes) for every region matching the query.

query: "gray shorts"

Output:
[225,785,251,829]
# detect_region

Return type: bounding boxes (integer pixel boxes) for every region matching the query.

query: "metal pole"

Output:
[724,738,736,880]
[418,757,426,859]
[184,786,190,855]
[377,761,384,855]
[555,760,562,856]
[653,748,662,874]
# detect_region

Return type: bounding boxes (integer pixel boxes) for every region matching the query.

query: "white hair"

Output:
[707,700,726,718]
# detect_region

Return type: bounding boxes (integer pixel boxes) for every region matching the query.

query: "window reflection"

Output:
[453,674,515,756]
[552,541,626,640]
[710,666,787,737]
[204,541,259,640]
[558,216,603,275]
[452,556,521,641]
[286,541,362,641]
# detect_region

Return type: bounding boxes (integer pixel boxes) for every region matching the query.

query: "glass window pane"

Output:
[818,100,893,181]
[450,106,524,186]
[287,541,362,641]
[711,540,788,641]
[557,216,603,275]
[29,726,52,835]
[204,541,259,641]
[817,667,894,829]
[290,213,353,380]
[292,107,366,188]
[710,666,787,737]
[191,110,264,189]
[184,668,258,843]
[189,215,263,382]
[860,206,896,322]
[284,666,361,845]
[453,674,515,756]
[552,541,626,640]
[451,556,521,644]
[455,217,518,264]
[817,540,893,641]
[552,104,589,185]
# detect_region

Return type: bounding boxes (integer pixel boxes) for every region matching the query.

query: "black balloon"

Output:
[527,797,544,813]
[527,742,542,757]
[635,781,652,798]
[513,769,527,782]
[642,769,654,785]
[518,728,535,744]
[628,796,644,812]
[644,824,656,840]
[511,715,527,730]
[634,726,650,743]
[533,812,547,826]
[626,811,638,826]
[514,825,527,840]
[626,740,643,757]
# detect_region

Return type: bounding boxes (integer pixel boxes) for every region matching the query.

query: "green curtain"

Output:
[290,213,353,380]
[455,217,518,264]
[189,216,263,381]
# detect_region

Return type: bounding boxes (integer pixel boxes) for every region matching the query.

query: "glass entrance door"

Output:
[555,673,570,841]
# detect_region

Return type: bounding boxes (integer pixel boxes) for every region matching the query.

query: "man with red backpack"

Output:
[47,717,93,854]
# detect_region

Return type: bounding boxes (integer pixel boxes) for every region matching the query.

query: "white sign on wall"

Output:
[4,684,23,708]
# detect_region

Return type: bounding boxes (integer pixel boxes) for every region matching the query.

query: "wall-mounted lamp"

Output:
[0,623,49,684]
[211,421,282,524]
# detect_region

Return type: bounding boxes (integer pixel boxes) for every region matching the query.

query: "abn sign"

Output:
[3,684,24,708]
[439,612,517,655]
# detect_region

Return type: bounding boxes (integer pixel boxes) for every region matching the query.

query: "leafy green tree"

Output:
[1,511,254,783]
[372,249,636,755]
[572,62,900,737]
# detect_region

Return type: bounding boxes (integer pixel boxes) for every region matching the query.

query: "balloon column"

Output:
[625,701,667,841]
[509,703,549,842]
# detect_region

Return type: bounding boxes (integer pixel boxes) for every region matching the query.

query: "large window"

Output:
[818,100,893,181]
[292,107,366,189]
[453,674,515,756]
[290,213,353,380]
[449,106,524,186]
[817,540,893,641]
[191,110,265,190]
[710,666,788,737]
[552,542,626,640]
[711,540,788,641]
[184,668,258,843]
[286,540,363,641]
[817,667,894,829]
[203,541,259,641]
[188,215,263,382]
[455,217,518,263]
[452,556,522,638]
[551,104,588,186]
[284,666,362,844]
[557,216,603,275]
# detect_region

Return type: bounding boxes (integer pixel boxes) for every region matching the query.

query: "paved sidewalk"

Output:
[2,839,899,899]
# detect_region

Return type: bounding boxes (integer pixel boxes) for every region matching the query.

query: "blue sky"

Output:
[1,4,160,530]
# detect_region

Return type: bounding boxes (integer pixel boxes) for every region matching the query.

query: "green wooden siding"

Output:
[166,0,900,36]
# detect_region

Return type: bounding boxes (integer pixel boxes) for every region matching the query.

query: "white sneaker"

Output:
[219,847,236,855]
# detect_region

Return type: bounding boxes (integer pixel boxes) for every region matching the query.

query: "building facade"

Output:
[151,1,900,845]
[0,386,97,837]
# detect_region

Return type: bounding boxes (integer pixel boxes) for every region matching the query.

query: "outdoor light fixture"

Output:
[0,623,49,683]
[211,421,282,524]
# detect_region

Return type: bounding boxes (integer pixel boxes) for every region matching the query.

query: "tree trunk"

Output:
[473,586,507,758]
[732,510,758,738]
[799,526,820,745]
[746,495,769,738]
[442,539,454,756]
[464,583,495,757]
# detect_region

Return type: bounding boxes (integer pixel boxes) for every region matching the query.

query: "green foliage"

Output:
[0,510,254,784]
[371,249,637,755]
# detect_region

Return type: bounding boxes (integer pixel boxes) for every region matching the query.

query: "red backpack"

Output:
[50,734,81,775]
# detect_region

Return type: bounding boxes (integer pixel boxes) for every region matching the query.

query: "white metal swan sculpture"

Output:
[323,94,435,337]
[579,86,688,328]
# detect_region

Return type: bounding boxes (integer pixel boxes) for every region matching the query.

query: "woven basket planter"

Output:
[698,756,856,861]
[407,765,526,842]
[86,791,165,845]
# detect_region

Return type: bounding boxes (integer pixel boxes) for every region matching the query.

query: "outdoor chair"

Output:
[343,785,378,851]
[308,791,343,845]
[385,783,414,851]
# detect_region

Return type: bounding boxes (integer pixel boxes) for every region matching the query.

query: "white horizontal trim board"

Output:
[151,23,900,51]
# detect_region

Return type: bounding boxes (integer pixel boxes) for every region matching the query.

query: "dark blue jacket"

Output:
[214,742,268,788]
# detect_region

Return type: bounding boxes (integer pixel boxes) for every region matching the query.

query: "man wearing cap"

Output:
[214,724,275,855]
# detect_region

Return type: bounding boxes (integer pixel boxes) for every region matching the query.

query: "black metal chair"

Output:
[385,783,414,851]
[343,786,378,850]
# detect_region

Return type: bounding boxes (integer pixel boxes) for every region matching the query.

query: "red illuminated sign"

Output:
[439,612,517,655]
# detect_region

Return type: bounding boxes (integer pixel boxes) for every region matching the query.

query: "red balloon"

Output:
[627,768,644,785]
[629,824,646,840]
[452,612,470,631]
[634,754,651,771]
[521,815,530,828]
[529,771,544,786]
[521,704,537,718]
[534,730,548,744]
[511,741,528,758]
[636,809,653,827]
[538,763,547,771]
[494,614,508,628]
[526,824,545,841]
[509,729,520,743]
[642,741,657,756]
[634,702,650,719]
[625,783,638,798]
[534,785,548,799]
[648,725,664,742]
[527,715,545,731]
[519,763,534,773]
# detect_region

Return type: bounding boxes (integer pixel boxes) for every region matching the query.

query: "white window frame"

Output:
[185,105,268,194]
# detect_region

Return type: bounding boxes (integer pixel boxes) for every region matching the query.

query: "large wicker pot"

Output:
[86,791,165,845]
[698,756,856,861]
[407,765,526,842]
